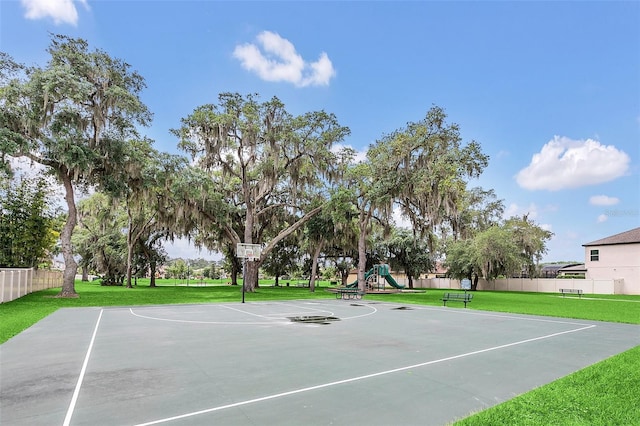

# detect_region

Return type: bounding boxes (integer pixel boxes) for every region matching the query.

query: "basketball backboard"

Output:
[236,243,262,260]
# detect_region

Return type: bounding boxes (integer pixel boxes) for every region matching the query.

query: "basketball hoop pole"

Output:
[242,258,246,303]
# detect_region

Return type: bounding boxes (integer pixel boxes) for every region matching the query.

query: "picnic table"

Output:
[335,287,364,300]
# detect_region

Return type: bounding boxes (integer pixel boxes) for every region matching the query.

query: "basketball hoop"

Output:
[237,243,262,262]
[237,243,262,304]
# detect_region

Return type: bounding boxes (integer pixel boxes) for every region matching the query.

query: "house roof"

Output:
[433,261,448,274]
[558,264,587,272]
[541,263,582,272]
[583,227,640,247]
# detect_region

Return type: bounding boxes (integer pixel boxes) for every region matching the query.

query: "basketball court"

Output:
[2,299,639,425]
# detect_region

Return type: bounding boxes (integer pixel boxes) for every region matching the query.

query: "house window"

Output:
[590,249,599,261]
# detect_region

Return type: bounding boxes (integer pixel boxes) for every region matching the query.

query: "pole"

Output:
[242,258,246,303]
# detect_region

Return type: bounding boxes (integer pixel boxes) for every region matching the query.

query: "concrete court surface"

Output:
[1,299,639,426]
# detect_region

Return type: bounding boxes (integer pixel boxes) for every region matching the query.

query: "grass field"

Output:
[1,279,639,425]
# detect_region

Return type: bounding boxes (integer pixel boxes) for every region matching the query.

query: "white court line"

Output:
[400,305,600,325]
[63,308,103,426]
[133,323,596,426]
[223,301,378,321]
[270,301,378,320]
[374,302,595,327]
[129,302,378,324]
[129,308,288,325]
[220,304,291,320]
[267,301,337,317]
[306,301,378,320]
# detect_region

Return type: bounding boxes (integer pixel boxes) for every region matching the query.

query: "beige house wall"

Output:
[584,243,640,295]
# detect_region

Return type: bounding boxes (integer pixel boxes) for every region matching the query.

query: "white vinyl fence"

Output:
[405,277,635,295]
[0,268,63,303]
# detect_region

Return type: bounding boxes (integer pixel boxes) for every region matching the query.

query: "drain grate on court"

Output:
[288,315,340,324]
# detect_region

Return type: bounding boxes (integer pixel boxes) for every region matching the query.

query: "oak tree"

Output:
[0,35,151,296]
[172,93,350,291]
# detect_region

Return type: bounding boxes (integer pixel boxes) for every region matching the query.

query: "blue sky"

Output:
[2,0,639,263]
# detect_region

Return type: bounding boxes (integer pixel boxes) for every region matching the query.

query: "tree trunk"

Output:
[309,241,324,293]
[149,262,157,287]
[242,176,257,292]
[81,265,89,281]
[230,265,238,285]
[125,212,155,289]
[408,275,414,289]
[126,240,134,288]
[357,210,368,292]
[125,212,136,289]
[243,260,259,292]
[340,269,349,286]
[239,203,324,292]
[58,170,78,297]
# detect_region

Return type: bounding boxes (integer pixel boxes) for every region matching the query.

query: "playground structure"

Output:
[348,264,405,291]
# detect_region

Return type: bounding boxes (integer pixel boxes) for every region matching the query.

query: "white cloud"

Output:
[331,143,367,164]
[515,136,630,191]
[496,150,510,159]
[540,223,553,232]
[7,156,67,209]
[504,202,539,220]
[597,214,608,223]
[164,237,222,261]
[589,195,620,206]
[9,156,45,174]
[21,0,87,25]
[392,205,412,229]
[233,31,336,87]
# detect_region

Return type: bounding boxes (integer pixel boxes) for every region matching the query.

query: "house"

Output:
[541,263,585,278]
[556,263,587,278]
[424,261,448,279]
[583,227,640,295]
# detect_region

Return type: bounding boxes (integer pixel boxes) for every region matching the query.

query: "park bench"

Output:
[335,287,364,300]
[559,288,583,298]
[280,281,304,287]
[442,292,473,308]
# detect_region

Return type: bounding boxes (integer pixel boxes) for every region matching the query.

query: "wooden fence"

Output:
[0,268,63,303]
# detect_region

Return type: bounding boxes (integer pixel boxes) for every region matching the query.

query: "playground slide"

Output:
[347,268,405,289]
[347,268,374,288]
[382,273,404,289]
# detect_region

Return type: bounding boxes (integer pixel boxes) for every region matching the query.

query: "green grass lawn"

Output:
[455,345,640,425]
[366,290,640,324]
[1,280,639,425]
